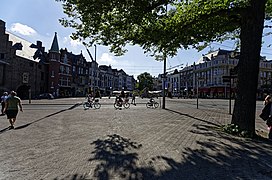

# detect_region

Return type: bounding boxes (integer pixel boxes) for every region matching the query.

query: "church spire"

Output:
[49,32,59,53]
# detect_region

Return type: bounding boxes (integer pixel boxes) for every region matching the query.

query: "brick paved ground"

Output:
[0,97,272,180]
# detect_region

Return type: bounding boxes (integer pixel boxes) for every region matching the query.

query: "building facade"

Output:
[0,20,48,99]
[166,49,272,99]
[0,19,136,98]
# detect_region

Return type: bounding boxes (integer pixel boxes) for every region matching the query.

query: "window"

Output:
[51,71,55,77]
[60,66,64,73]
[51,54,56,59]
[66,67,70,74]
[0,53,4,59]
[63,54,68,64]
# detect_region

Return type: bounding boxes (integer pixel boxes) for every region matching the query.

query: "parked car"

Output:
[38,93,54,99]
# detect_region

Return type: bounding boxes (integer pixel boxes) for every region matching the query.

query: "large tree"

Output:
[56,0,272,135]
[137,72,154,91]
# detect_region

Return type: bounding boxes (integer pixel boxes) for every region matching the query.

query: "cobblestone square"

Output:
[0,98,271,180]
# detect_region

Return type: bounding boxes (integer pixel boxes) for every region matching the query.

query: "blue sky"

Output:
[1,0,272,78]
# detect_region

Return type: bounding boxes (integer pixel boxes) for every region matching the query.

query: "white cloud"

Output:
[70,38,81,47]
[98,53,117,65]
[10,23,36,36]
[63,37,68,42]
[63,36,81,48]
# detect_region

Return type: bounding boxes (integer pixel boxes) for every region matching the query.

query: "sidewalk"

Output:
[0,98,271,179]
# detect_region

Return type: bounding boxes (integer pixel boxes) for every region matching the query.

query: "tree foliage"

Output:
[56,0,271,56]
[137,72,154,91]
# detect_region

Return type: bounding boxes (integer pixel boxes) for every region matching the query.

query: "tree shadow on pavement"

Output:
[156,134,272,179]
[57,132,272,180]
[88,134,157,180]
[53,114,272,179]
[165,108,220,127]
[0,103,81,132]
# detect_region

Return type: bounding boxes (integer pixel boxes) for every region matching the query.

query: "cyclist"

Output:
[87,94,93,107]
[117,90,126,107]
[116,95,123,107]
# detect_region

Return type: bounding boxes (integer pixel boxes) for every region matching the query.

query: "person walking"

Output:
[1,92,8,115]
[131,93,136,106]
[3,91,23,129]
[260,95,272,139]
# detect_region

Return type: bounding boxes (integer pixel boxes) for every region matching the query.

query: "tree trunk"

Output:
[231,0,266,135]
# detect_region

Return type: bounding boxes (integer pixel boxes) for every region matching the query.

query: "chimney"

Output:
[0,19,6,35]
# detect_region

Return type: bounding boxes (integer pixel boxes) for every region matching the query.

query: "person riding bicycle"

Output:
[116,90,126,107]
[115,95,123,107]
[87,94,93,102]
[87,94,93,107]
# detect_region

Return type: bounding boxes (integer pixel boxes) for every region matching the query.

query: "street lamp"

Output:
[94,44,97,62]
[162,53,167,109]
[93,44,97,96]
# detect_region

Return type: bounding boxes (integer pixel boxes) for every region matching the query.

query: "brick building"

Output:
[0,19,136,98]
[0,20,47,99]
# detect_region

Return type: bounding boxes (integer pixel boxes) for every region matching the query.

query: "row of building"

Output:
[0,20,136,99]
[164,49,272,99]
[1,18,271,100]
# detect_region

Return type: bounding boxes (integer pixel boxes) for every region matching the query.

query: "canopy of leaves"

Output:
[56,0,272,57]
[137,72,154,91]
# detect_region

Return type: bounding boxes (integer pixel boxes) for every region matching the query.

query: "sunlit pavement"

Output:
[0,97,271,179]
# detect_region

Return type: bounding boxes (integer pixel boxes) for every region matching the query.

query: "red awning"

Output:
[210,87,224,93]
[199,88,210,93]
[217,87,224,93]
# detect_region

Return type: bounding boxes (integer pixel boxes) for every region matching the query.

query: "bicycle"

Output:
[83,99,101,110]
[146,98,159,108]
[114,97,130,109]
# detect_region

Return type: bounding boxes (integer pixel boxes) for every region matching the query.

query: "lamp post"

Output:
[93,44,97,96]
[94,44,97,62]
[162,53,167,109]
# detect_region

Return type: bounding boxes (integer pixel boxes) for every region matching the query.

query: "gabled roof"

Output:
[49,32,59,53]
[99,65,110,71]
[118,69,126,75]
[197,49,233,64]
[6,31,38,62]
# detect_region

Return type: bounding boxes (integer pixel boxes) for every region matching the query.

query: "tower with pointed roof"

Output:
[48,32,61,96]
[49,32,59,53]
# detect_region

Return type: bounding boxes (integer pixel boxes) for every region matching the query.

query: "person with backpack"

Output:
[3,91,23,129]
